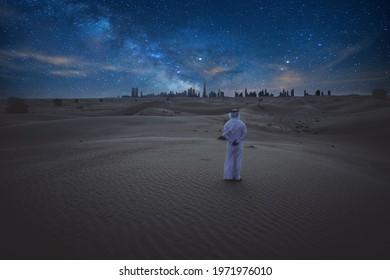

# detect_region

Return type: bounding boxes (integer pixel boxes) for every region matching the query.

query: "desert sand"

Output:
[0,95,389,259]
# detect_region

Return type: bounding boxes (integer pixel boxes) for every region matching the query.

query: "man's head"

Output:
[229,109,239,119]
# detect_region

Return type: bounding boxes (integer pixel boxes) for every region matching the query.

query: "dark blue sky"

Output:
[1,0,389,97]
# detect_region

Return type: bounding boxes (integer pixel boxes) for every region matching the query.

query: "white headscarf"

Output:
[229,109,240,119]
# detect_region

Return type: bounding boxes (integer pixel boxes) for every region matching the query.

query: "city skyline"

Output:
[1,0,389,98]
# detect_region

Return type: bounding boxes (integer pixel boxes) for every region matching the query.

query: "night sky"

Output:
[1,0,389,98]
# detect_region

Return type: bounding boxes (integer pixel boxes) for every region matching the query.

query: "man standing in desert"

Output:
[222,109,247,181]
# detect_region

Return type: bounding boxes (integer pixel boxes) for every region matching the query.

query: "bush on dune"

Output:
[53,98,63,106]
[372,89,387,100]
[5,97,28,113]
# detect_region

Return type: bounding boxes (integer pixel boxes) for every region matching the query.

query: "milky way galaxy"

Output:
[1,0,389,97]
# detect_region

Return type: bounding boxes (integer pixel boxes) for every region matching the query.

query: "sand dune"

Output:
[0,95,389,259]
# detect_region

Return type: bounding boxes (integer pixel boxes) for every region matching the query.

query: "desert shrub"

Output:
[53,98,63,106]
[372,89,387,100]
[99,98,103,102]
[74,99,79,103]
[5,97,28,113]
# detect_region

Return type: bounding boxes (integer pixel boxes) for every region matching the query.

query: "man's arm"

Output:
[236,122,247,143]
[222,122,233,142]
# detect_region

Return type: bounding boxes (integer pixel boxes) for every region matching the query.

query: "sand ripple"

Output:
[1,134,389,259]
[1,97,389,259]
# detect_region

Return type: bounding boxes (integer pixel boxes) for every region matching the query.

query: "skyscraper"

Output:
[131,87,139,97]
[203,81,207,97]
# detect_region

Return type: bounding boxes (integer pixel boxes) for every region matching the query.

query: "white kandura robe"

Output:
[222,114,247,180]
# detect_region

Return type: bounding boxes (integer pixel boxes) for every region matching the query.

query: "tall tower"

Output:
[203,81,207,97]
[131,87,138,97]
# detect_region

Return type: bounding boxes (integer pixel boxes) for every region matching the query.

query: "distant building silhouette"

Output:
[131,87,139,97]
[209,91,217,97]
[203,81,207,97]
[279,89,292,97]
[258,89,269,97]
[188,87,197,97]
[248,91,257,97]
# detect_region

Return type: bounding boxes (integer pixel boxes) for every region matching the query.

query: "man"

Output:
[222,109,247,181]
